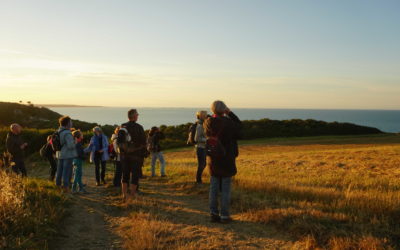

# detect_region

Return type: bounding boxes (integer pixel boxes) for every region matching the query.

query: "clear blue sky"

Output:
[0,0,399,109]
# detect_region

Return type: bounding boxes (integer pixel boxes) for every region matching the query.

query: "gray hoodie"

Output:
[56,127,77,160]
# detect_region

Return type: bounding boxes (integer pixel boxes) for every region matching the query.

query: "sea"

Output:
[49,107,400,133]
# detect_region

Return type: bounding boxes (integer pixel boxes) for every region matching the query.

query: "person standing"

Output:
[118,109,147,201]
[194,111,208,184]
[40,135,57,181]
[72,130,87,193]
[6,123,28,176]
[204,101,241,224]
[85,127,109,186]
[111,126,122,187]
[148,126,166,177]
[55,116,77,193]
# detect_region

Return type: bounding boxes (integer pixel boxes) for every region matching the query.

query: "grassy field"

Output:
[2,134,400,249]
[133,134,400,249]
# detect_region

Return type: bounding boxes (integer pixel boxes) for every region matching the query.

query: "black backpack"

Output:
[40,142,54,158]
[50,129,65,152]
[187,123,197,145]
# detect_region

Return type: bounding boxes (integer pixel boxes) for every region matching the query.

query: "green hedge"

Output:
[0,118,382,157]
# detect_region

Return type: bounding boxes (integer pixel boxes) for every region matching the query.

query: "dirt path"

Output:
[49,168,123,250]
[49,168,293,250]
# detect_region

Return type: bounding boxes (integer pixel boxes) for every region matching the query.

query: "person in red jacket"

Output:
[204,101,241,224]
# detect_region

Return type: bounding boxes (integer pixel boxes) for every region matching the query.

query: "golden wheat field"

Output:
[156,139,400,249]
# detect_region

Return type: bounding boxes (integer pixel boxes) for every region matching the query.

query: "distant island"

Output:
[38,104,103,108]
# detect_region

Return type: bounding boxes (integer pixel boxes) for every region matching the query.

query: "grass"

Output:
[153,134,400,249]
[0,170,68,249]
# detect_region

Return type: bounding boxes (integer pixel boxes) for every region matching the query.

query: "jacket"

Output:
[194,120,207,149]
[75,142,85,160]
[85,134,110,163]
[57,127,78,160]
[148,131,165,153]
[111,134,121,161]
[204,112,241,177]
[118,121,147,159]
[6,132,24,160]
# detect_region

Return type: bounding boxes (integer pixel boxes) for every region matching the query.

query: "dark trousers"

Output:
[48,156,57,181]
[196,147,207,183]
[121,155,142,185]
[12,158,27,177]
[94,156,106,183]
[113,161,122,187]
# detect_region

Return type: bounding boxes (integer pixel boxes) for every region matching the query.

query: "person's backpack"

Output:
[39,143,49,158]
[206,135,226,158]
[147,135,156,152]
[50,128,69,152]
[50,131,63,152]
[108,144,116,160]
[187,123,198,145]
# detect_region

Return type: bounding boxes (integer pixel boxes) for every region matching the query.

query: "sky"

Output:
[0,0,399,109]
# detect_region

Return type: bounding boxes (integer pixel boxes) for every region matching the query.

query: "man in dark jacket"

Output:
[204,101,241,223]
[6,123,28,176]
[118,109,147,201]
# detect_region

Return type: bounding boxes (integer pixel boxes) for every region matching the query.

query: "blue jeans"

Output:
[72,159,84,191]
[56,158,73,188]
[196,147,207,183]
[209,176,232,219]
[151,152,166,176]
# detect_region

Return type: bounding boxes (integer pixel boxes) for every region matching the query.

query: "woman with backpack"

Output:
[55,116,77,193]
[40,135,57,181]
[204,100,241,224]
[194,110,208,184]
[148,126,166,177]
[85,126,110,186]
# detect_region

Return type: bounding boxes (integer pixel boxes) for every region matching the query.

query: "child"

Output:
[72,130,87,193]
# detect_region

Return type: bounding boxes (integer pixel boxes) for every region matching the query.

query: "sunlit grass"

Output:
[162,138,400,249]
[0,170,67,249]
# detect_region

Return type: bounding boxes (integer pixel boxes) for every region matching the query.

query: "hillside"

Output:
[0,102,99,131]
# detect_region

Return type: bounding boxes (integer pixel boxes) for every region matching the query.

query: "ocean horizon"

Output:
[49,107,400,133]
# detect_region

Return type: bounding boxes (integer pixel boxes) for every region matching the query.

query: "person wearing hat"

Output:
[85,126,110,186]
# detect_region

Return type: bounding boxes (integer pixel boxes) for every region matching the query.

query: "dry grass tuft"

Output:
[0,170,67,249]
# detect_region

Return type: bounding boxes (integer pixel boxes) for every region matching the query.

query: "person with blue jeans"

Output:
[194,111,208,184]
[148,127,166,177]
[85,127,109,186]
[204,100,241,224]
[55,116,77,193]
[72,130,87,193]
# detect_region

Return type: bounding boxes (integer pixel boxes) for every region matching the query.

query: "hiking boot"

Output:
[161,175,167,177]
[210,214,221,223]
[96,182,101,186]
[220,217,233,224]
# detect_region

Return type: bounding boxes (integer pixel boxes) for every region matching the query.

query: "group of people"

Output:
[5,100,241,223]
